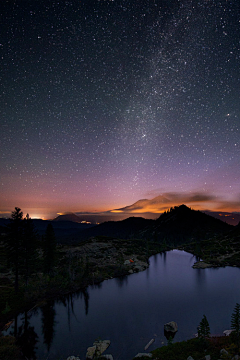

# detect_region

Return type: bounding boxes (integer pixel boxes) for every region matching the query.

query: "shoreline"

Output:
[0,237,165,331]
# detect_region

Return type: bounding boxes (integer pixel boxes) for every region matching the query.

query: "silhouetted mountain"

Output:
[53,213,82,222]
[68,217,154,243]
[139,204,233,245]
[0,205,235,246]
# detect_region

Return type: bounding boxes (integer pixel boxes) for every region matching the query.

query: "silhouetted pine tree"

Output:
[231,303,240,349]
[6,207,24,292]
[22,214,39,286]
[197,315,210,338]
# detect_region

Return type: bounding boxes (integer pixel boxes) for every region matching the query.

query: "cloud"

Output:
[110,192,240,214]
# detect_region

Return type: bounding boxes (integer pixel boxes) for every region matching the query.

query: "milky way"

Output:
[0,0,239,218]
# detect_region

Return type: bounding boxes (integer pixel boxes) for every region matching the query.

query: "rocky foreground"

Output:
[59,322,239,360]
[64,337,239,360]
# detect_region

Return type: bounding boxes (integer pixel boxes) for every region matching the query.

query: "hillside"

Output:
[66,216,154,243]
[138,205,233,245]
[182,221,240,267]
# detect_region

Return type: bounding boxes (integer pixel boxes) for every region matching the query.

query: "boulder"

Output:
[223,329,233,336]
[86,346,97,359]
[187,357,194,360]
[66,357,80,360]
[205,355,211,360]
[93,339,110,355]
[86,339,111,359]
[98,355,114,360]
[164,321,178,333]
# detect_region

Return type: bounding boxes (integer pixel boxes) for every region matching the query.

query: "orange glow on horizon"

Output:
[1,193,239,222]
[29,214,47,220]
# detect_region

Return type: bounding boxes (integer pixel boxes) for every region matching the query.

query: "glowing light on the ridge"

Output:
[30,214,42,219]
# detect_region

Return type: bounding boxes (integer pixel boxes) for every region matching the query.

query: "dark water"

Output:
[4,250,240,359]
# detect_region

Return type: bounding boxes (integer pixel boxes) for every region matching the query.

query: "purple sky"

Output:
[0,0,239,220]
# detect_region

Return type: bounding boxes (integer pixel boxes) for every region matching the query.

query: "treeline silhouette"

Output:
[139,204,233,246]
[2,207,57,293]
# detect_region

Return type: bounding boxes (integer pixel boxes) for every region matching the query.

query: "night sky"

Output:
[0,0,239,220]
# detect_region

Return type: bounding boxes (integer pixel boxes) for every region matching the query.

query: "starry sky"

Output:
[0,0,239,220]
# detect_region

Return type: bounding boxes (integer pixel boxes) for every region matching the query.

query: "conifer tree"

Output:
[231,303,240,334]
[22,214,39,286]
[6,207,24,292]
[197,315,210,338]
[231,303,240,349]
[5,209,39,290]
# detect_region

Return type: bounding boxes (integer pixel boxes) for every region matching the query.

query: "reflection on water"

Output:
[41,300,56,352]
[115,275,128,288]
[9,311,38,359]
[4,250,240,360]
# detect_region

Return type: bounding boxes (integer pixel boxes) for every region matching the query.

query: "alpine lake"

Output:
[4,250,240,360]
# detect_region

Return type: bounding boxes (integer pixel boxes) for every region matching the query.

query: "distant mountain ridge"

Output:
[0,205,235,245]
[52,204,239,226]
[66,216,154,243]
[57,205,233,245]
[0,218,95,240]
